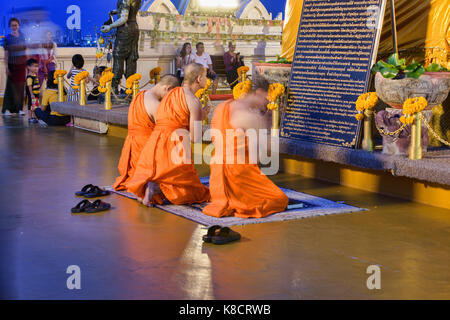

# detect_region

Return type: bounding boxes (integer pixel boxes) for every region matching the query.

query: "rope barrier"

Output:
[373,110,407,136]
[423,117,450,147]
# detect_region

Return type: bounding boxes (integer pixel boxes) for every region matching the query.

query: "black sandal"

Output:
[84,186,110,198]
[75,184,95,196]
[202,225,222,243]
[211,227,241,245]
[85,199,111,213]
[71,199,92,213]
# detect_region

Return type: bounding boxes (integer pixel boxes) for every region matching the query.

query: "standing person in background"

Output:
[175,42,194,84]
[2,18,28,116]
[192,42,219,94]
[223,42,244,89]
[67,54,88,102]
[38,30,57,85]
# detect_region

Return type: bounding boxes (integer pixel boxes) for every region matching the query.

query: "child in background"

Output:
[88,65,107,101]
[25,58,41,123]
[67,54,88,102]
[34,70,71,126]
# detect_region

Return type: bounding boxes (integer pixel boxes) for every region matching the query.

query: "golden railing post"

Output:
[271,108,280,137]
[409,112,422,160]
[79,79,86,106]
[361,109,374,151]
[57,75,64,102]
[105,81,112,110]
[132,80,139,100]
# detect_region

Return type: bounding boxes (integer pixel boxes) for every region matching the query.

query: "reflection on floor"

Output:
[1,115,449,299]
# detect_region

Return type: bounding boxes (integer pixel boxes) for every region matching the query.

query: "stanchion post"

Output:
[132,81,139,100]
[79,79,86,106]
[57,75,64,102]
[361,109,374,151]
[409,112,422,160]
[105,81,112,110]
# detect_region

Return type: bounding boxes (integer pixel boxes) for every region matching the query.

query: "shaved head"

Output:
[158,74,180,88]
[183,63,206,85]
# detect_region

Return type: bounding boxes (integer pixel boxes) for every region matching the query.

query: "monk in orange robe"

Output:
[113,75,180,191]
[127,63,211,206]
[203,76,288,218]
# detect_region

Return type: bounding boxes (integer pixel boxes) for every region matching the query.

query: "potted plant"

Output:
[372,53,450,109]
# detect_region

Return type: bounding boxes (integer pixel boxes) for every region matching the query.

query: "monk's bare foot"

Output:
[137,197,143,203]
[142,181,160,207]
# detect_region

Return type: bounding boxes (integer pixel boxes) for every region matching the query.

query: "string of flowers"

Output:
[400,97,428,124]
[267,83,285,110]
[237,66,250,81]
[72,71,90,90]
[195,78,212,112]
[233,80,252,100]
[125,73,142,94]
[53,70,67,84]
[354,92,378,120]
[98,71,114,93]
[150,66,162,84]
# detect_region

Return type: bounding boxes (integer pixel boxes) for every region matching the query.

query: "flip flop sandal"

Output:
[211,227,241,245]
[84,186,110,198]
[85,199,111,213]
[71,199,92,213]
[202,225,222,243]
[75,184,95,196]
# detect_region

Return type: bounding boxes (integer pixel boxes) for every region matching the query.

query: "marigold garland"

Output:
[72,71,89,89]
[233,80,252,100]
[96,51,104,59]
[98,71,114,93]
[195,79,212,108]
[266,83,285,110]
[150,66,162,79]
[237,66,249,76]
[53,69,67,84]
[354,92,378,121]
[400,97,428,124]
[125,73,142,93]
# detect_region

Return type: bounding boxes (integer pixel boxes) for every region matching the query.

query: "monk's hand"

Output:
[201,105,211,120]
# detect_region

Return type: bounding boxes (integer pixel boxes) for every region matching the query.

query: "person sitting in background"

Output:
[192,42,218,94]
[25,58,41,123]
[88,66,107,101]
[175,42,194,84]
[34,70,71,126]
[67,54,88,102]
[223,42,244,89]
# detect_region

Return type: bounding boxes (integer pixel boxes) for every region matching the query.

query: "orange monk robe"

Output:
[202,101,288,218]
[113,91,154,191]
[126,87,210,204]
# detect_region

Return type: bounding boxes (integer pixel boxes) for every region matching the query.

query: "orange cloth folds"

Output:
[202,101,288,218]
[126,87,210,204]
[114,91,155,191]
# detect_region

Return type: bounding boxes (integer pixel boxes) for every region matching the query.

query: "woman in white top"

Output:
[176,42,194,83]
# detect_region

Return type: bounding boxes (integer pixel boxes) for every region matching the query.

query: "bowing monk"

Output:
[127,63,211,206]
[203,76,288,218]
[113,74,180,191]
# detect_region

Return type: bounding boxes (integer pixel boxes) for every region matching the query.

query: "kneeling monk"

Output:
[127,63,210,205]
[113,74,180,191]
[203,76,288,218]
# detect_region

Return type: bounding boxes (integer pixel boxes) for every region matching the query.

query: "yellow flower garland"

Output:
[233,80,252,100]
[98,71,114,93]
[72,71,89,90]
[237,66,249,76]
[150,66,162,79]
[400,97,428,124]
[195,79,212,108]
[125,73,142,94]
[267,83,285,110]
[53,70,67,84]
[96,51,104,59]
[354,92,378,121]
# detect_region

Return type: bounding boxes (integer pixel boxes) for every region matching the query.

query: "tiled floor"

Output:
[1,115,449,299]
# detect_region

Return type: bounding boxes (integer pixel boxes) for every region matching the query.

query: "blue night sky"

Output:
[1,0,287,35]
